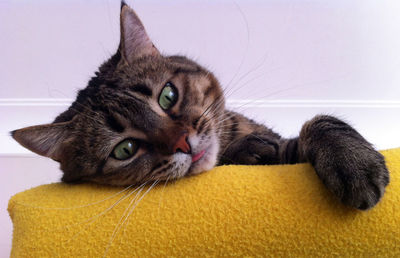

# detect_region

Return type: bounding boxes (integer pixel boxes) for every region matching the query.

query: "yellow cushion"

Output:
[8,148,400,257]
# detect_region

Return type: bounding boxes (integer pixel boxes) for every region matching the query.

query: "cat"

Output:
[12,2,389,210]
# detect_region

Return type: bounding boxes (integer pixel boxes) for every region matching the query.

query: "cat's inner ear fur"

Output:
[11,122,71,161]
[119,3,159,63]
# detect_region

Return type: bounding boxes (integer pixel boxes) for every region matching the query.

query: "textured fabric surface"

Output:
[8,148,400,257]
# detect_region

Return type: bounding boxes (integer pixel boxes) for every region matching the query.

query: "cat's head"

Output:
[12,3,225,186]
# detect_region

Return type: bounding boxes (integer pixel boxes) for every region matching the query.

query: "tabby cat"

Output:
[12,3,389,210]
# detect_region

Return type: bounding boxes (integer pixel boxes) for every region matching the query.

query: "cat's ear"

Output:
[11,122,71,161]
[119,2,160,63]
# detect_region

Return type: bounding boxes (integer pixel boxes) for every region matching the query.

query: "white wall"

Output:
[1,0,400,256]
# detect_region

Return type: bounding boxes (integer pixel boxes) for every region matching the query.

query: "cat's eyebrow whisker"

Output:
[103,180,159,258]
[222,85,305,121]
[220,47,269,103]
[223,0,250,93]
[214,83,300,126]
[219,75,241,103]
[224,52,269,99]
[226,66,312,112]
[219,47,303,114]
[202,98,250,130]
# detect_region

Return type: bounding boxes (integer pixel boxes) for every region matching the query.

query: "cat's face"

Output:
[12,4,225,186]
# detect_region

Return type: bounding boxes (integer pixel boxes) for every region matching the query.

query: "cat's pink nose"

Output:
[173,133,191,154]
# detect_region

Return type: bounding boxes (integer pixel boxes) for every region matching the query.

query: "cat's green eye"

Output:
[159,82,178,110]
[112,139,138,160]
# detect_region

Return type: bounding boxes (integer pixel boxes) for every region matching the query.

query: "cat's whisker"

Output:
[198,102,227,134]
[212,58,259,108]
[221,1,274,105]
[203,112,228,130]
[199,92,225,120]
[157,175,171,217]
[101,183,148,257]
[197,92,227,126]
[201,101,225,124]
[59,183,151,240]
[103,180,159,258]
[226,69,313,115]
[14,184,136,210]
[222,0,250,94]
[119,179,159,227]
[223,52,269,101]
[214,83,302,126]
[11,2,388,238]
[213,112,240,127]
[198,101,219,122]
[206,101,231,121]
[62,185,142,245]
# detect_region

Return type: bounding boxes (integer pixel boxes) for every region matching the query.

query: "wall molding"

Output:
[2,98,400,156]
[0,98,73,107]
[1,98,400,108]
[227,99,400,108]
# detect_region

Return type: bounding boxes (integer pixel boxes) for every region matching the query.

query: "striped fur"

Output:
[11,4,389,210]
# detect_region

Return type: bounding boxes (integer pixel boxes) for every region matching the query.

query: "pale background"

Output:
[1,0,400,255]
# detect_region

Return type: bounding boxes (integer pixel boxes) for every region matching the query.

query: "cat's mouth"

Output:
[186,149,207,176]
[186,148,216,176]
[182,133,219,177]
[191,149,206,163]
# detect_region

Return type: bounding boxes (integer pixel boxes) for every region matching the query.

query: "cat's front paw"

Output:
[300,115,390,210]
[315,149,389,210]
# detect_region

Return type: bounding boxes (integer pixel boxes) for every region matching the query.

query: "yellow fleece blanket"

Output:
[8,148,400,257]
